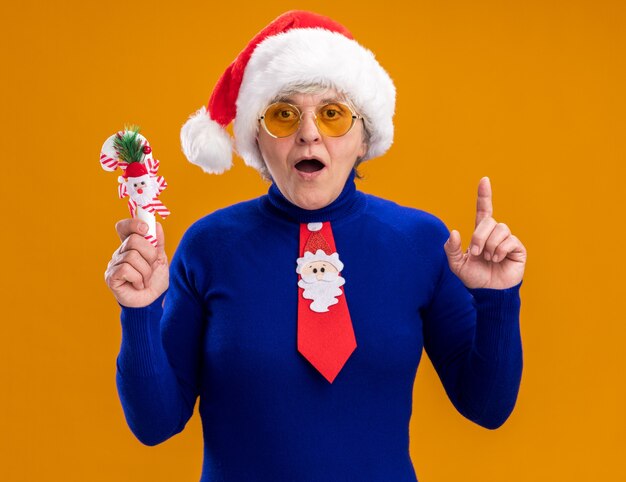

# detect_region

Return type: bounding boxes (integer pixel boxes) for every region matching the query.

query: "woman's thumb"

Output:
[444,229,464,270]
[155,222,167,262]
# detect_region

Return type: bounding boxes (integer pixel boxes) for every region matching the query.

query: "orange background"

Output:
[1,0,624,480]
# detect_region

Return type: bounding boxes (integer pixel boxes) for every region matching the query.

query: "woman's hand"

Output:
[104,219,169,307]
[444,177,527,290]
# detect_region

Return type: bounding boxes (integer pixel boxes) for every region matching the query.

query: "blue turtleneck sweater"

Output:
[116,172,523,481]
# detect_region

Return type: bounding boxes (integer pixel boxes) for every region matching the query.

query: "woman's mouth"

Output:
[295,159,325,173]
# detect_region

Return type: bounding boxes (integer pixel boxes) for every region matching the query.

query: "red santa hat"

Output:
[296,222,345,273]
[122,161,148,179]
[180,10,396,174]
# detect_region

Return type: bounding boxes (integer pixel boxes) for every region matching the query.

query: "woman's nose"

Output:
[297,111,321,144]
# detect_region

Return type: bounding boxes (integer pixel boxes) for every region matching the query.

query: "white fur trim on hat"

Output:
[181,106,234,174]
[234,28,396,172]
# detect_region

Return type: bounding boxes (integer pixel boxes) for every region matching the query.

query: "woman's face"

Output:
[256,88,367,210]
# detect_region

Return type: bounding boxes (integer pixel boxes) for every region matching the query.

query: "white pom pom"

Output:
[180,106,233,174]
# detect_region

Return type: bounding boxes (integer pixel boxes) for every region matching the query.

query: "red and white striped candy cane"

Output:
[100,129,170,247]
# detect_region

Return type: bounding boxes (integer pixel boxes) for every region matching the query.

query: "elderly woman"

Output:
[105,10,526,481]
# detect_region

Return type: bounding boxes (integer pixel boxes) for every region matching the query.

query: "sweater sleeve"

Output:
[116,229,206,446]
[421,227,523,430]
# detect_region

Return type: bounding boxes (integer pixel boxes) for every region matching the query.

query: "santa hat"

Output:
[296,222,345,273]
[122,162,148,179]
[180,10,396,174]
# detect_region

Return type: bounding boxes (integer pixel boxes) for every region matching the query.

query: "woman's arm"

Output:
[421,176,525,428]
[115,227,206,445]
[422,263,523,429]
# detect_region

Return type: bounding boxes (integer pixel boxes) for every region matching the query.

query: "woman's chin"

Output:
[291,192,334,211]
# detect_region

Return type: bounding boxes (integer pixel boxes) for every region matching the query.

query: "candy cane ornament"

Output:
[100,127,170,247]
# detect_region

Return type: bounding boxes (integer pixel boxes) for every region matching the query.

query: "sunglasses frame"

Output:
[258,101,362,139]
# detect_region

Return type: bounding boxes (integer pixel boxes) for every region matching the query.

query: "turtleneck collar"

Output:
[260,170,366,224]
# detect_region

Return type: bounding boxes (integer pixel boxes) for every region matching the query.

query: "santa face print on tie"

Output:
[296,222,356,383]
[296,250,345,313]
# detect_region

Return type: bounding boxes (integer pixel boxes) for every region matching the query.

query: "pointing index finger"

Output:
[475,176,493,228]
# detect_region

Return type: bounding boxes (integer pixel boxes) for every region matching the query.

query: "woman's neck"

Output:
[262,171,365,224]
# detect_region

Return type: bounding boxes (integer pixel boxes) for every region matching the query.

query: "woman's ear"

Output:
[358,120,369,159]
[254,137,272,181]
[358,140,367,159]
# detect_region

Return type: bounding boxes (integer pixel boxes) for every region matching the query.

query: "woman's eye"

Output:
[279,110,295,119]
[321,105,343,119]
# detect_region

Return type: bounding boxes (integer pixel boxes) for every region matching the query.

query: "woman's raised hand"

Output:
[443,177,527,290]
[105,219,169,308]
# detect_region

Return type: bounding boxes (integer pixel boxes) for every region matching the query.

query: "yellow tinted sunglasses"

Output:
[258,101,362,138]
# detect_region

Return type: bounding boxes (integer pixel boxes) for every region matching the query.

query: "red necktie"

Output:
[297,222,356,383]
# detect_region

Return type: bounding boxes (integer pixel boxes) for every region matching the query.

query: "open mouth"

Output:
[295,159,325,173]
